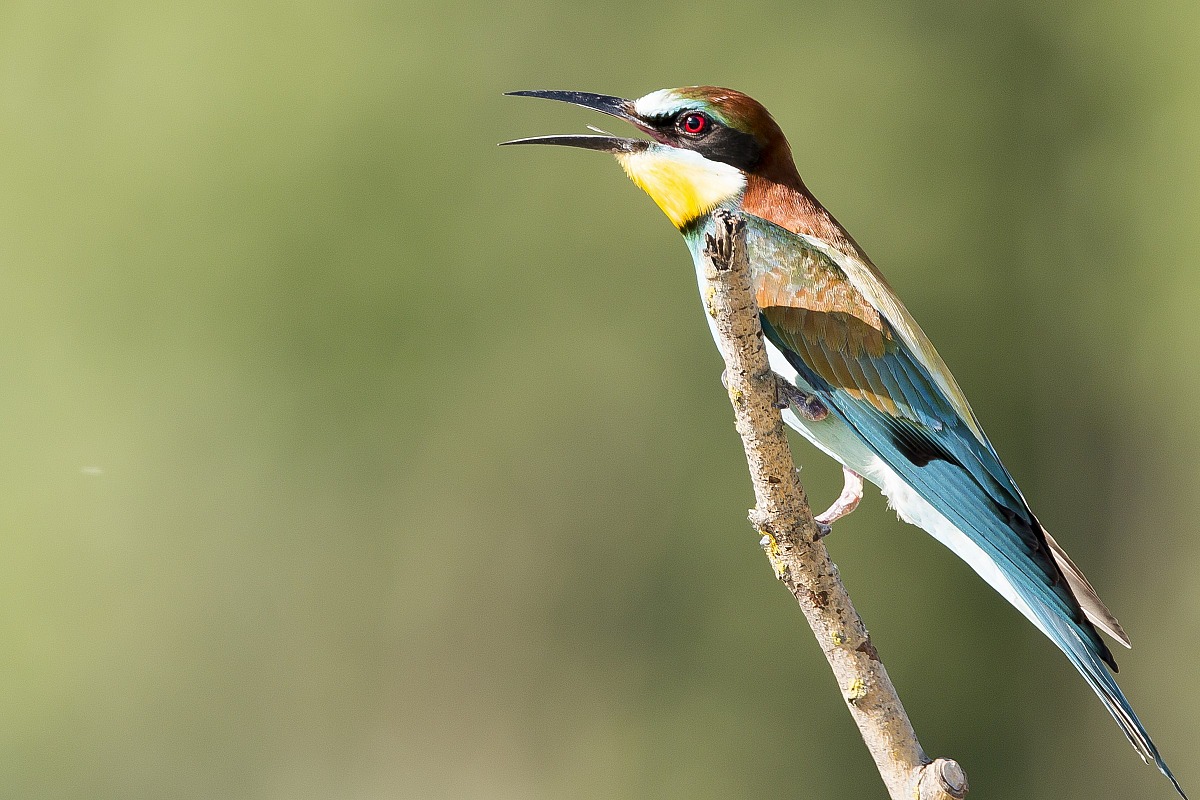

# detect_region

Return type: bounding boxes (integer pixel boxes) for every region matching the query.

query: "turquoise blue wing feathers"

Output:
[740,214,1183,794]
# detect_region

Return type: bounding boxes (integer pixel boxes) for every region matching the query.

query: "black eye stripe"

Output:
[643,107,762,171]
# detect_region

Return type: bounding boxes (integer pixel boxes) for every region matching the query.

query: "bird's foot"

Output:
[775,377,829,422]
[813,467,864,538]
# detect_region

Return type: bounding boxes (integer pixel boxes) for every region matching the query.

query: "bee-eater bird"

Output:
[502,86,1185,796]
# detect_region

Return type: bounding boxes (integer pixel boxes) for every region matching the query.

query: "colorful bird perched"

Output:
[502,86,1184,797]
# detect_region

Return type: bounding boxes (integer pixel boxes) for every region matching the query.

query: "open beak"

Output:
[499,90,650,153]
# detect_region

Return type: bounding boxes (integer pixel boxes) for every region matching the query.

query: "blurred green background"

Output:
[0,1,1196,798]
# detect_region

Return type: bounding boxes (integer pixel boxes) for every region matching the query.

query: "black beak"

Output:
[505,90,639,122]
[498,134,644,153]
[499,90,649,153]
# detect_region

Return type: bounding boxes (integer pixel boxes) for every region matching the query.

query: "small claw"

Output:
[814,467,864,536]
[720,368,730,391]
[775,377,828,421]
[813,521,833,540]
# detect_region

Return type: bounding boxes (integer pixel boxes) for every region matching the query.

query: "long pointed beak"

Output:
[500,90,650,152]
[498,134,646,153]
[505,90,639,122]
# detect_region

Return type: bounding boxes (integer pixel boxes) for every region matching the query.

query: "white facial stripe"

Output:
[632,89,687,120]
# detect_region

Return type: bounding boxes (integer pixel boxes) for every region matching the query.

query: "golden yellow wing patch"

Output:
[752,241,900,417]
[764,304,900,417]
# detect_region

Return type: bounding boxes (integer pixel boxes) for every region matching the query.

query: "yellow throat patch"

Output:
[615,147,746,229]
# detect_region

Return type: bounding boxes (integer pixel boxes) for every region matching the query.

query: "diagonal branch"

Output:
[700,209,968,800]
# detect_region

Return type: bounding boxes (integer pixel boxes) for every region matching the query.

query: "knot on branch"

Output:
[917,758,969,800]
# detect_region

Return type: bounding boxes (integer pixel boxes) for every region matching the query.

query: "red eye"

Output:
[681,113,708,134]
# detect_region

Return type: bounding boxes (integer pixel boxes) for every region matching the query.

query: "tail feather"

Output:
[866,455,1184,797]
[1041,526,1130,648]
[1038,608,1186,798]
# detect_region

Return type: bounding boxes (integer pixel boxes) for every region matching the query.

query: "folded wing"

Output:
[743,215,1185,785]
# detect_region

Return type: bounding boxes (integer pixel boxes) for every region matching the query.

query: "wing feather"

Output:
[745,214,1118,659]
[737,211,1179,793]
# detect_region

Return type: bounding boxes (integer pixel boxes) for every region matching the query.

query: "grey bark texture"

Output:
[699,210,968,800]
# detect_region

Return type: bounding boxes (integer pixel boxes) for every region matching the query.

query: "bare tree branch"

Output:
[700,209,968,800]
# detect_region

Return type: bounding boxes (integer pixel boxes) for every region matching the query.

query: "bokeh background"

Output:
[0,2,1196,798]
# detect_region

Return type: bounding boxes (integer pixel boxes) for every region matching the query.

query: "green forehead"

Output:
[632,88,736,127]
